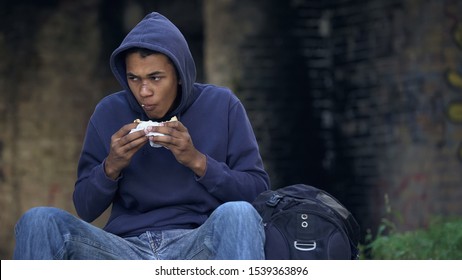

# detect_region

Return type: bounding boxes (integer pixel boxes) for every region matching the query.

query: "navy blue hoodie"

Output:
[73,12,270,237]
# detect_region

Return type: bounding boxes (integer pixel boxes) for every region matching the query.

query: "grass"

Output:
[360,194,462,259]
[362,218,462,259]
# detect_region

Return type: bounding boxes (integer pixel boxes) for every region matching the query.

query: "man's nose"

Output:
[140,82,151,96]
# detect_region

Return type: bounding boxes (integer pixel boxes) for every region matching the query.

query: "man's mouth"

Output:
[142,104,155,110]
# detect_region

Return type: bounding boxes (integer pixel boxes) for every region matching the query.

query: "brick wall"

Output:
[322,0,462,232]
[205,0,462,238]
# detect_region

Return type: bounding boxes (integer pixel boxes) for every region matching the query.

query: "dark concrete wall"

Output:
[0,0,203,259]
[0,0,105,259]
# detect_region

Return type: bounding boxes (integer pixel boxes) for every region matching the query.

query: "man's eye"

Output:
[127,75,139,81]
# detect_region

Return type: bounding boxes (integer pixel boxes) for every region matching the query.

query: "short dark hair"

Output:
[125,47,160,58]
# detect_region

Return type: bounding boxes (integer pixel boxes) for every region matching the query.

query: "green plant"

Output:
[360,194,462,259]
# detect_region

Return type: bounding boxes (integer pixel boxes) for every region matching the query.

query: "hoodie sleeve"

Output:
[196,100,270,202]
[73,119,119,222]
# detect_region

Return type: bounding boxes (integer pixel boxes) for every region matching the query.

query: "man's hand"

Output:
[147,120,206,177]
[104,122,148,180]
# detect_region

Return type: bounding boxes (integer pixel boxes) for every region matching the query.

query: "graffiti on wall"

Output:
[445,1,462,162]
[371,1,462,232]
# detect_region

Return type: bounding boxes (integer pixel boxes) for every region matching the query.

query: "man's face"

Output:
[125,52,179,120]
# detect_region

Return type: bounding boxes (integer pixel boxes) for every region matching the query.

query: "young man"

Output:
[13,12,270,259]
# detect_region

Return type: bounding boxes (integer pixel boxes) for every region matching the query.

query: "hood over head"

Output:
[110,12,197,121]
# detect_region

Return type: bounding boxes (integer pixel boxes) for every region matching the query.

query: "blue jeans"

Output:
[13,201,265,260]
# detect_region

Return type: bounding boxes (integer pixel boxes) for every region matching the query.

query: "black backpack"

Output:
[252,184,360,260]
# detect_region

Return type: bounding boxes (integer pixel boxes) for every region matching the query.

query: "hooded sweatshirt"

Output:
[73,12,270,237]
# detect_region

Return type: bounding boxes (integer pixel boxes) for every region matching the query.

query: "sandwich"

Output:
[130,116,178,148]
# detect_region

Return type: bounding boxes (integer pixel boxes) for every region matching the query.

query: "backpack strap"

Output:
[261,192,284,222]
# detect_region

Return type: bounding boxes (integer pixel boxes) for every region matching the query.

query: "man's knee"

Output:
[213,201,261,224]
[16,207,68,232]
